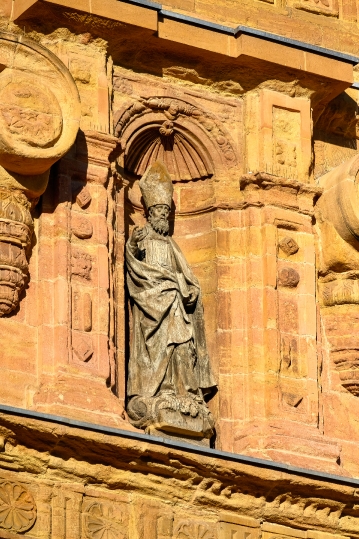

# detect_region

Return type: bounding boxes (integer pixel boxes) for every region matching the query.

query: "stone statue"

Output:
[125,161,216,444]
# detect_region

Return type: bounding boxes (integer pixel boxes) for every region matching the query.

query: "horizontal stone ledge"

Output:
[0,402,359,489]
[7,0,358,85]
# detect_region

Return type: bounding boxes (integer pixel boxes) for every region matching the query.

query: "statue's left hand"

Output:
[186,285,199,307]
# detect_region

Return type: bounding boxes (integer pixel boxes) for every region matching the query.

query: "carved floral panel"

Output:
[0,481,36,533]
[83,500,127,539]
[293,0,339,16]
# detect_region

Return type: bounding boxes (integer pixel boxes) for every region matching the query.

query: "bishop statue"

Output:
[125,161,216,444]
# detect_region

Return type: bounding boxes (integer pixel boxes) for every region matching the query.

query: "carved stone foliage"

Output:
[175,521,215,539]
[114,96,237,181]
[0,481,36,533]
[0,188,33,316]
[293,0,339,17]
[84,502,126,539]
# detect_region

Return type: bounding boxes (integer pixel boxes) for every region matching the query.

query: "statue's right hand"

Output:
[130,226,147,247]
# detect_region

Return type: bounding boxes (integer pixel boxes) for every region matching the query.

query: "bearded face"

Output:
[148,204,170,235]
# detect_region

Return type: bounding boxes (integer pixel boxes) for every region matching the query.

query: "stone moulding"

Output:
[0,409,359,536]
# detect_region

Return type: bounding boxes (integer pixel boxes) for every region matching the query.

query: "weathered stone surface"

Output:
[1,2,359,538]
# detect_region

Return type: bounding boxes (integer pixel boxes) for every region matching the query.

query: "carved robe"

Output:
[126,225,216,400]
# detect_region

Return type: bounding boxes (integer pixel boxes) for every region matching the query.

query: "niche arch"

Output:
[114,96,237,183]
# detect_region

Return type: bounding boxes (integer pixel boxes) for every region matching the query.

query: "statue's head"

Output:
[148,204,170,235]
[139,161,173,235]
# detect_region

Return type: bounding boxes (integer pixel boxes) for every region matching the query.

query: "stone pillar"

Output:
[32,131,135,429]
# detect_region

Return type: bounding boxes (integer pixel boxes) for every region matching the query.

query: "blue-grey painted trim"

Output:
[1,403,359,488]
[235,24,359,64]
[118,0,162,10]
[159,10,237,35]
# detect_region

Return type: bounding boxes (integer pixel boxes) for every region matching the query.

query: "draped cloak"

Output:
[126,226,216,399]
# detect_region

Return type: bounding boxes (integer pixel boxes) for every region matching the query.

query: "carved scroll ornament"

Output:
[317,154,359,396]
[0,32,80,315]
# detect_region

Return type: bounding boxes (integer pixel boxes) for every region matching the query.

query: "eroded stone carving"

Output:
[278,267,300,288]
[0,32,80,316]
[126,161,216,444]
[279,236,299,256]
[0,481,36,532]
[71,249,92,280]
[84,502,126,539]
[317,154,359,396]
[294,0,339,16]
[175,521,215,539]
[0,188,33,315]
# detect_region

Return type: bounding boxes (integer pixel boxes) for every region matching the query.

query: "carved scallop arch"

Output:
[114,96,238,182]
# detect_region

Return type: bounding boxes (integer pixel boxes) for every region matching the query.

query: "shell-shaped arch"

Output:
[115,96,237,182]
[125,123,214,182]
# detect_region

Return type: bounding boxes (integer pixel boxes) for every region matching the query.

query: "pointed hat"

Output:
[139,161,173,210]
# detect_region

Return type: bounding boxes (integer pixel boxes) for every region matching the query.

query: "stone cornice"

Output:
[0,407,359,536]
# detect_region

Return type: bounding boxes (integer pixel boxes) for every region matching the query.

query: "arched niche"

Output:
[114,96,237,186]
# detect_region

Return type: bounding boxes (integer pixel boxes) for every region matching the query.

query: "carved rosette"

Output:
[84,502,125,539]
[175,521,215,539]
[0,189,33,316]
[0,481,36,532]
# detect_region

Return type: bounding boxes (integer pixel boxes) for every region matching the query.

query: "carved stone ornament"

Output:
[126,162,216,443]
[0,481,36,532]
[114,96,237,181]
[175,521,215,539]
[0,188,33,315]
[0,32,80,315]
[84,502,125,539]
[278,236,299,256]
[278,267,300,288]
[317,154,359,397]
[0,32,80,176]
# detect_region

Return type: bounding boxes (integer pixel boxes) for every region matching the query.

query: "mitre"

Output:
[139,161,173,209]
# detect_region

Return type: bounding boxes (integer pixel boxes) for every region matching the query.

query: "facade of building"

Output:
[1,0,359,537]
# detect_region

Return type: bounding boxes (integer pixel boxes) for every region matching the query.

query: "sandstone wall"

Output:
[0,0,359,492]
